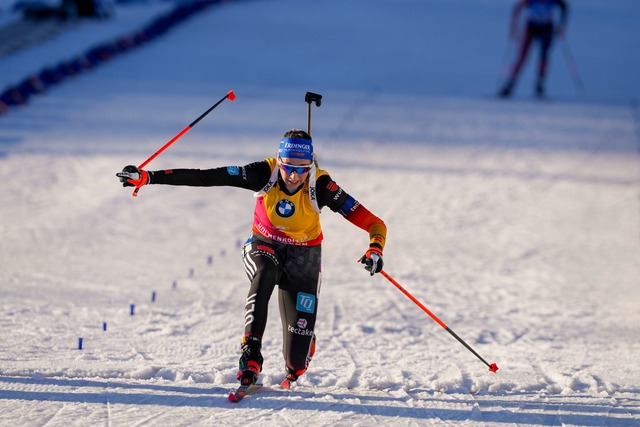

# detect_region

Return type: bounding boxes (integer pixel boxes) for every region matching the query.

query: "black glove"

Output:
[360,247,383,276]
[116,165,149,188]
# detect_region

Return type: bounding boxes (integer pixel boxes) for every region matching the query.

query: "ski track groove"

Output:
[430,391,479,427]
[324,302,388,425]
[332,305,359,388]
[399,389,444,427]
[466,393,486,427]
[130,390,189,426]
[618,398,638,426]
[106,392,112,427]
[455,363,488,427]
[339,339,384,426]
[602,399,615,427]
[275,411,295,427]
[533,363,558,393]
[358,397,381,426]
[456,363,475,394]
[40,402,66,427]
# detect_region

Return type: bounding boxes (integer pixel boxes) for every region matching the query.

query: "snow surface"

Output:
[1,0,640,426]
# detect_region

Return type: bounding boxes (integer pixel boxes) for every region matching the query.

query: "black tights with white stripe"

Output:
[241,234,321,374]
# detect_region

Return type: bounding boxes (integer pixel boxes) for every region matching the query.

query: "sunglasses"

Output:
[278,161,313,175]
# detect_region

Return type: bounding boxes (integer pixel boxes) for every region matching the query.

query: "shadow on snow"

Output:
[0,376,637,426]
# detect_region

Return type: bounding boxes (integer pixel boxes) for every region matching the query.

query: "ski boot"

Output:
[535,79,545,98]
[498,80,514,98]
[280,335,316,389]
[237,334,263,386]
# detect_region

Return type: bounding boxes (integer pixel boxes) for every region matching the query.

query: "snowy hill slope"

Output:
[1,0,639,426]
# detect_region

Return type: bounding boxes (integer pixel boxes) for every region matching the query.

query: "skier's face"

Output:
[278,157,312,191]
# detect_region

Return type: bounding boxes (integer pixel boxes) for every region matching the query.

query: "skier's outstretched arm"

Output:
[314,174,387,275]
[116,161,272,191]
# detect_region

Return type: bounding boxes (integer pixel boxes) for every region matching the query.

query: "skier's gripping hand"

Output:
[116,165,149,188]
[360,246,383,276]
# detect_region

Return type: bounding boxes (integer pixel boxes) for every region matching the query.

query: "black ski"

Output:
[228,383,263,402]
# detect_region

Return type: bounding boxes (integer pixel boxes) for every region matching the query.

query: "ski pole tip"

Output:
[227,90,236,101]
[489,363,499,373]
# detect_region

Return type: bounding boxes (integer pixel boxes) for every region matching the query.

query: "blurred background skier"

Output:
[499,0,569,98]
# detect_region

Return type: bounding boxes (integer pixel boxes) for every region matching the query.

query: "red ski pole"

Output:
[380,270,499,373]
[131,89,236,196]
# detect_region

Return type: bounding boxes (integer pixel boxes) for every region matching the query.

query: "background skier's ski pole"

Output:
[497,38,516,87]
[380,270,499,373]
[132,89,236,196]
[559,38,587,99]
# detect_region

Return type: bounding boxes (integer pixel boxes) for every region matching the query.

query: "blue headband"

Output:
[278,137,313,160]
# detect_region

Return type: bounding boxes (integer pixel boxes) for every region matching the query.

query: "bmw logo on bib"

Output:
[276,199,296,218]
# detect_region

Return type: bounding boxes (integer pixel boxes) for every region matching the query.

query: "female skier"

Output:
[116,129,387,387]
